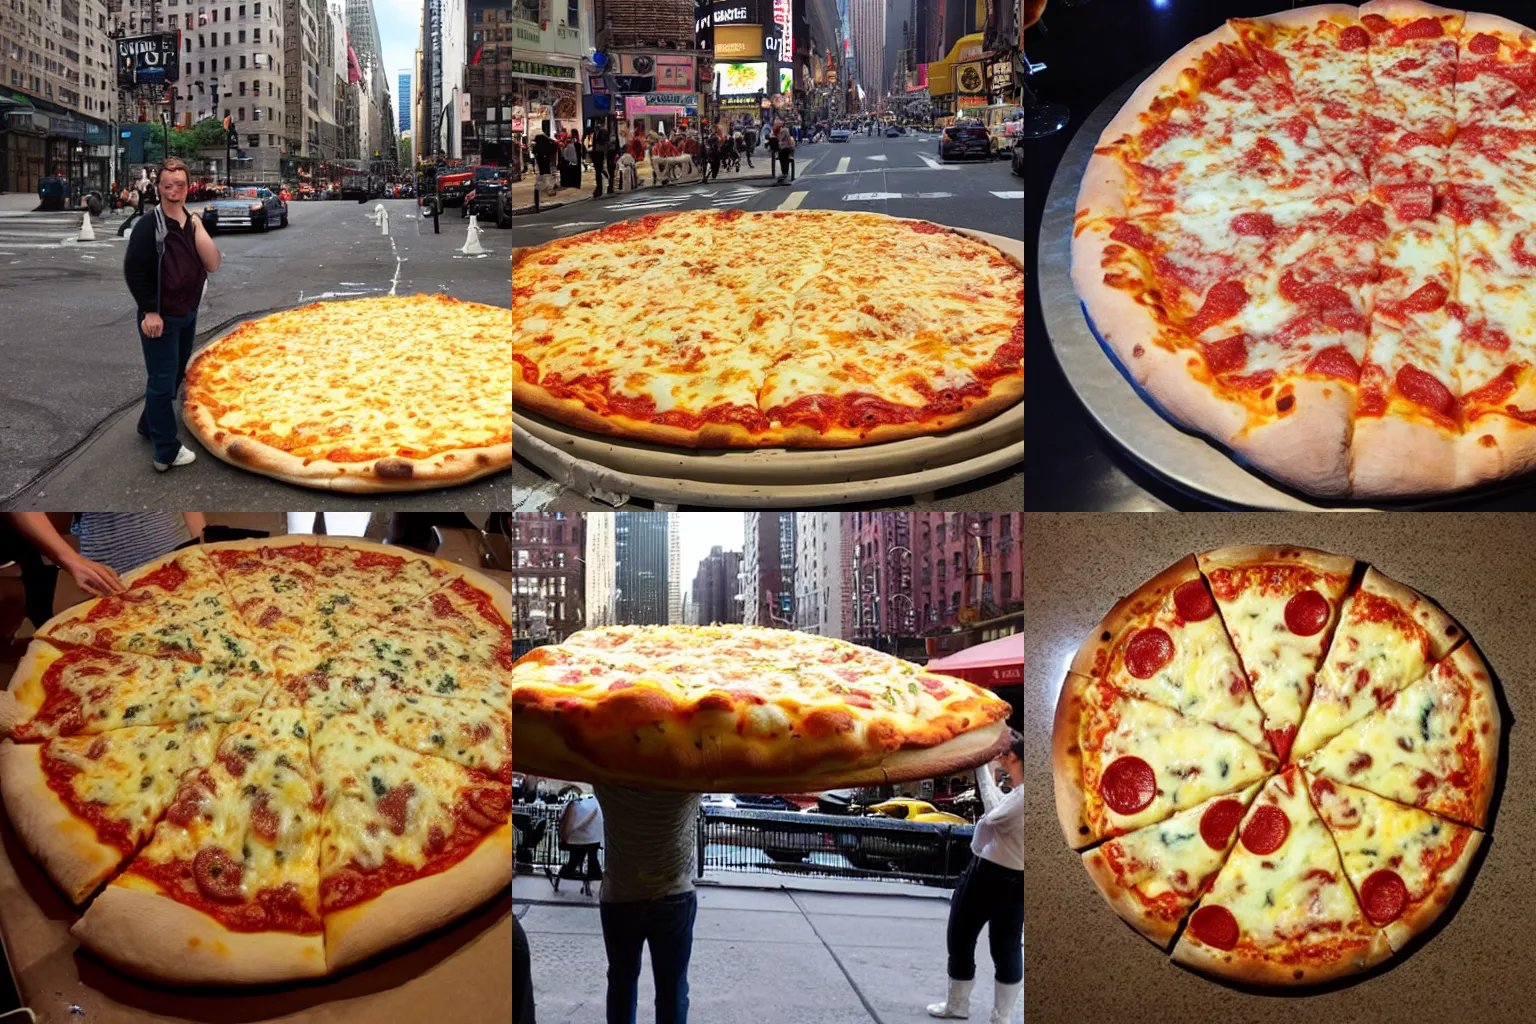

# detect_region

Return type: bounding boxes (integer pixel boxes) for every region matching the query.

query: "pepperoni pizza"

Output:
[512,210,1024,449]
[1072,3,1536,498]
[1053,545,1499,985]
[0,537,513,985]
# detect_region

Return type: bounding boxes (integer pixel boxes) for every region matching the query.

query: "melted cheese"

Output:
[1097,782,1262,904]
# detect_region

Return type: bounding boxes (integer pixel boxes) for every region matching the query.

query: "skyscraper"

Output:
[398,71,412,132]
[742,513,796,627]
[794,513,844,638]
[615,512,671,625]
[849,0,886,107]
[668,513,682,625]
[584,511,616,629]
[693,547,744,625]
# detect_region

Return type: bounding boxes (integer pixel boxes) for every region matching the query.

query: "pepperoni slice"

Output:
[1199,799,1245,850]
[1266,724,1297,764]
[1189,905,1240,950]
[1284,590,1330,636]
[1468,32,1501,55]
[1100,756,1157,815]
[193,846,245,903]
[1124,627,1175,679]
[1338,25,1369,51]
[1173,580,1216,622]
[1241,804,1291,855]
[1395,364,1457,416]
[1359,869,1409,925]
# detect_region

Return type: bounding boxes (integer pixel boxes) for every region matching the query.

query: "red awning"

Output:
[924,632,1023,690]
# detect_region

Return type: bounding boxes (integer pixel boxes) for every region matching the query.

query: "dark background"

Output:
[1024,0,1536,509]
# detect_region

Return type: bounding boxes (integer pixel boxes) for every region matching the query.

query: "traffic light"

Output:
[224,116,238,147]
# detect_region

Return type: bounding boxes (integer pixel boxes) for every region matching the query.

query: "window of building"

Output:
[247,133,257,147]
[554,524,563,543]
[238,80,245,94]
[254,1,260,13]
[567,0,577,27]
[212,8,217,20]
[238,29,244,42]
[253,27,258,40]
[1001,572,1013,602]
[223,31,230,44]
[238,106,244,119]
[953,552,962,571]
[555,551,565,568]
[936,522,945,544]
[224,56,230,69]
[225,6,231,19]
[267,132,274,146]
[239,55,245,68]
[185,13,192,27]
[517,550,529,568]
[238,3,244,15]
[950,591,960,612]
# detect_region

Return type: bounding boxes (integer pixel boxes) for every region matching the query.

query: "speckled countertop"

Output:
[1024,514,1536,1023]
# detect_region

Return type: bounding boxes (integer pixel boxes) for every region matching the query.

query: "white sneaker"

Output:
[153,445,197,472]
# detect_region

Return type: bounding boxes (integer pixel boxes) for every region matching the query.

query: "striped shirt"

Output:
[593,784,700,903]
[75,513,192,575]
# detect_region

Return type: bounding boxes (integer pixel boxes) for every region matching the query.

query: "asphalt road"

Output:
[0,198,511,508]
[510,130,1026,512]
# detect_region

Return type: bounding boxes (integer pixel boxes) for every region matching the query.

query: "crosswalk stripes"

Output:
[0,212,122,250]
[990,190,1025,199]
[916,154,961,171]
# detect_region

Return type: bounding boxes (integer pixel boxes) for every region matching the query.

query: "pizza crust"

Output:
[0,741,122,903]
[1459,11,1536,45]
[1080,845,1184,948]
[1196,545,1357,580]
[71,879,328,985]
[1437,643,1502,829]
[1357,0,1464,27]
[324,824,512,972]
[1,638,64,736]
[1051,672,1097,849]
[1170,923,1392,986]
[1383,827,1483,953]
[1350,415,1461,498]
[1239,4,1365,33]
[1455,414,1536,492]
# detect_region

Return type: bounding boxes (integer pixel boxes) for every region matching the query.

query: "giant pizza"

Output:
[0,537,512,985]
[1052,546,1500,985]
[512,210,1024,449]
[511,624,1014,792]
[182,294,512,492]
[1072,3,1536,498]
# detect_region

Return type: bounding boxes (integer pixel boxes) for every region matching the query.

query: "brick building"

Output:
[692,545,743,625]
[509,512,585,643]
[742,513,795,627]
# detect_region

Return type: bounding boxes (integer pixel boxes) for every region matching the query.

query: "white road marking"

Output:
[990,190,1026,199]
[795,157,818,176]
[388,234,403,296]
[867,154,888,161]
[777,191,809,210]
[339,280,368,286]
[915,192,955,199]
[917,154,960,171]
[843,192,904,201]
[834,156,851,174]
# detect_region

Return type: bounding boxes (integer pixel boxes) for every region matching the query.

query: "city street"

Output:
[0,196,511,508]
[511,130,1024,511]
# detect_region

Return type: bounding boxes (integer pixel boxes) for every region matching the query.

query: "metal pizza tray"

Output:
[513,224,1024,508]
[1037,69,1536,510]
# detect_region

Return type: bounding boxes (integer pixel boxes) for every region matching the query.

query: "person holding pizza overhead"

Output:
[592,784,701,1024]
[927,729,1023,1022]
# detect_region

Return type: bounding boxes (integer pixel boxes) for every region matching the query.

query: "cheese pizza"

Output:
[1054,546,1500,985]
[510,624,1014,792]
[512,210,1024,449]
[1072,3,1536,498]
[0,537,512,985]
[182,294,512,492]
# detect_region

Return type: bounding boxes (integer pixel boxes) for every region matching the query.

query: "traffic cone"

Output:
[460,215,486,255]
[77,210,94,242]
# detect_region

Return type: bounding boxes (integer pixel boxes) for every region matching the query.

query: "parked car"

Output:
[885,125,906,137]
[939,120,992,162]
[202,186,288,232]
[463,166,512,227]
[829,126,852,143]
[864,799,968,825]
[1012,141,1025,177]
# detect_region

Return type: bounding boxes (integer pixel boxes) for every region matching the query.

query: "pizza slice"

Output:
[37,547,253,662]
[1082,781,1263,947]
[1071,195,1380,495]
[1229,7,1375,179]
[1171,766,1392,985]
[1358,1,1464,186]
[1082,25,1361,220]
[1053,673,1277,849]
[1196,546,1356,762]
[368,574,513,682]
[1070,555,1271,752]
[302,538,457,658]
[309,710,511,972]
[70,708,327,984]
[1290,566,1462,760]
[0,641,268,740]
[1454,12,1536,129]
[204,539,322,665]
[1305,771,1482,952]
[1302,643,1500,829]
[0,715,225,903]
[363,692,511,784]
[1350,184,1465,496]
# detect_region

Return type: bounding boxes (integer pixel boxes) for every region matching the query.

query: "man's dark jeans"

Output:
[600,891,697,1024]
[137,309,197,463]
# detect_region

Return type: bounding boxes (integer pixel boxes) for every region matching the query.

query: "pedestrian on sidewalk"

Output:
[775,121,796,183]
[533,131,557,195]
[555,792,604,892]
[122,156,221,473]
[590,124,612,198]
[593,784,701,1024]
[927,729,1023,1023]
[703,130,722,182]
[619,131,643,192]
[604,131,620,195]
[560,132,583,190]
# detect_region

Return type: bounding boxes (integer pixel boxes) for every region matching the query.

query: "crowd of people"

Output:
[516,116,816,199]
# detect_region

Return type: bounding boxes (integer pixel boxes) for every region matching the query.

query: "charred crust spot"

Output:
[1446,624,1459,637]
[373,458,416,479]
[1079,825,1089,835]
[1276,394,1294,413]
[1479,434,1497,447]
[1293,970,1303,980]
[1100,631,1112,642]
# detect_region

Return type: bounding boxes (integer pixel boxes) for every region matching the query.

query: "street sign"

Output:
[116,33,181,88]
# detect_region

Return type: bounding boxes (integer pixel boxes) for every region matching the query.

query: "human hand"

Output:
[141,312,164,338]
[62,553,125,597]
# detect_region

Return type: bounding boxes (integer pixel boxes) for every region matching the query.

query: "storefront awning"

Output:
[925,632,1023,691]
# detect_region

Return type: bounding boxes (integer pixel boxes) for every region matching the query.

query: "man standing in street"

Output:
[590,123,611,198]
[532,130,557,195]
[122,156,220,473]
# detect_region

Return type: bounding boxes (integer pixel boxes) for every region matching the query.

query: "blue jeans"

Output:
[600,891,697,1024]
[137,309,197,463]
[947,855,1023,984]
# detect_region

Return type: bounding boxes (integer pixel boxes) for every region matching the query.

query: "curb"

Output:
[511,169,782,216]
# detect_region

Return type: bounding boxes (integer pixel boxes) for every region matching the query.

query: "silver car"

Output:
[202,186,288,232]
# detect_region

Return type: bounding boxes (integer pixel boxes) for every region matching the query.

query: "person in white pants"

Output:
[927,729,1024,1022]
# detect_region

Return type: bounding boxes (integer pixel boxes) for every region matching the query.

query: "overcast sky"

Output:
[677,513,745,605]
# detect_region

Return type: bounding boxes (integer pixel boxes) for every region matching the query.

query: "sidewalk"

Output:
[514,871,1022,1023]
[510,153,789,215]
[0,191,129,219]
